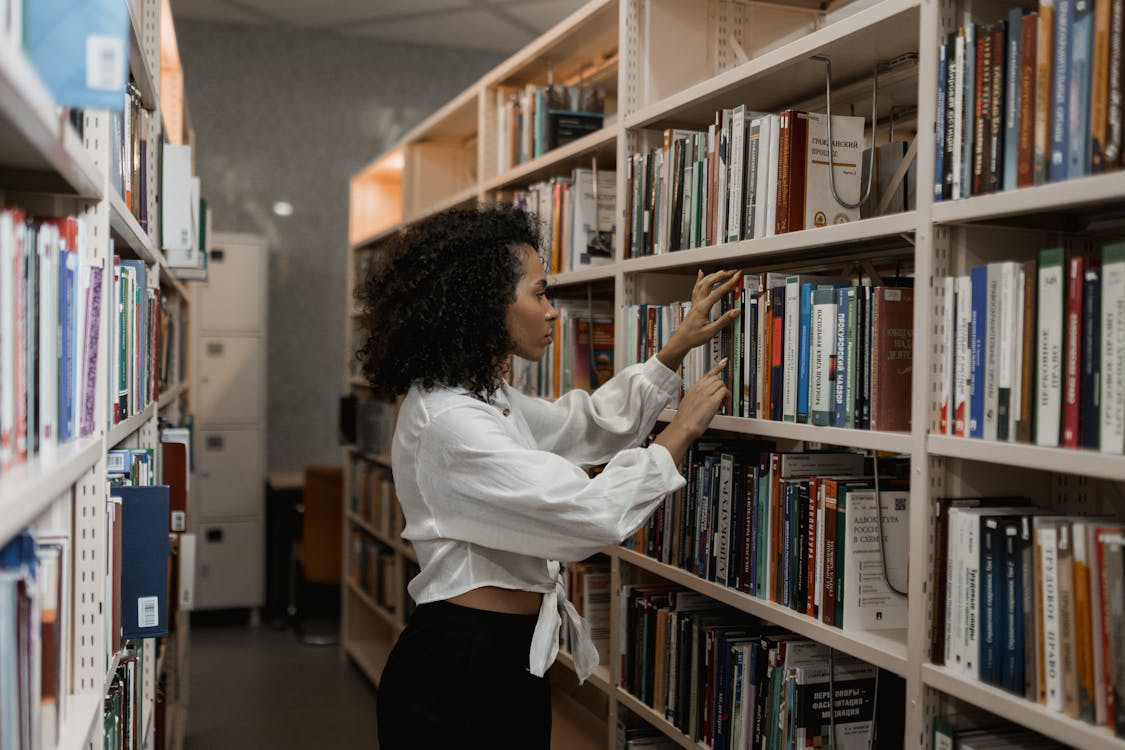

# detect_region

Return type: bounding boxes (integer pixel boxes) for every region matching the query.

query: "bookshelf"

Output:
[345,0,1125,747]
[0,1,201,749]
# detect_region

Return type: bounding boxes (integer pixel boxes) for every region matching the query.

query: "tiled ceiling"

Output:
[169,0,590,53]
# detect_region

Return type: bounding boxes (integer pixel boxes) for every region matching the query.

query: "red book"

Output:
[822,480,840,627]
[869,287,915,431]
[1062,255,1087,447]
[787,112,810,232]
[775,111,793,235]
[161,441,188,533]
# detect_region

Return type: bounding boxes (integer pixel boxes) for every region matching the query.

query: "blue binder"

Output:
[114,485,170,639]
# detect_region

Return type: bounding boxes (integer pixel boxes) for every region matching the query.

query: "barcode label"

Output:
[138,596,159,628]
[86,35,125,92]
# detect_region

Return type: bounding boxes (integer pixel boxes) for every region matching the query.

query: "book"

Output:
[114,485,171,639]
[1102,243,1125,453]
[1050,0,1075,181]
[841,486,908,631]
[1035,0,1056,183]
[1062,254,1087,447]
[804,112,864,227]
[869,287,914,431]
[1036,248,1066,446]
[1018,13,1040,188]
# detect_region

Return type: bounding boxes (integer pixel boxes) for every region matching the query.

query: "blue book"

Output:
[697,455,717,578]
[833,286,850,427]
[115,485,170,639]
[1068,0,1094,177]
[1001,519,1025,694]
[58,249,77,442]
[980,516,1005,686]
[963,25,978,197]
[1004,8,1024,190]
[1050,0,1074,181]
[970,266,987,438]
[796,283,816,422]
[936,40,948,201]
[25,0,130,111]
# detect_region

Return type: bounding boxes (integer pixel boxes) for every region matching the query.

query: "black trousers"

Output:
[375,600,552,749]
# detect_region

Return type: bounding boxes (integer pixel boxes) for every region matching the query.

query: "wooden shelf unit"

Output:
[344,0,1125,746]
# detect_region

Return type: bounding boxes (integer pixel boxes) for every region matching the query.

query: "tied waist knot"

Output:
[527,560,599,684]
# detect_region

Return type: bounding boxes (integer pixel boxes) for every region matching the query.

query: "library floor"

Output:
[185,621,381,748]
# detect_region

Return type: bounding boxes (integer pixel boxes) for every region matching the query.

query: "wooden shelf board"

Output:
[615,547,910,678]
[625,0,920,131]
[928,435,1125,482]
[658,410,912,453]
[0,39,104,198]
[548,264,618,289]
[348,512,416,563]
[345,636,395,687]
[0,435,103,545]
[932,170,1125,226]
[109,402,156,449]
[350,222,402,252]
[615,687,709,750]
[109,188,158,261]
[554,649,613,696]
[622,212,917,274]
[403,83,481,144]
[922,664,1125,749]
[157,381,188,410]
[551,688,610,750]
[404,184,480,225]
[483,124,619,193]
[346,578,403,633]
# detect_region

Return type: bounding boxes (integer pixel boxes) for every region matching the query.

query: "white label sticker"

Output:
[171,511,186,532]
[86,35,125,92]
[138,596,159,628]
[885,289,902,301]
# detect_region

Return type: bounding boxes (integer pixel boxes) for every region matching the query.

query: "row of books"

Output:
[104,643,147,750]
[623,108,876,259]
[512,168,616,274]
[113,84,152,230]
[933,715,1066,748]
[0,530,71,750]
[0,210,101,473]
[934,1,1125,201]
[933,501,1125,735]
[617,583,903,749]
[495,84,606,172]
[109,255,173,426]
[623,445,909,633]
[510,303,614,399]
[935,243,1125,453]
[355,400,395,457]
[625,273,915,431]
[349,460,397,539]
[349,530,397,613]
[559,559,611,665]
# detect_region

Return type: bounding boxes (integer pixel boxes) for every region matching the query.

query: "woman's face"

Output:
[506,245,558,361]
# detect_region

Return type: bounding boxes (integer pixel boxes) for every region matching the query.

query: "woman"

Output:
[360,205,740,748]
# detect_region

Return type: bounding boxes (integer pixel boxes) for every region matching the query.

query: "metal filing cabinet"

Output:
[191,233,268,610]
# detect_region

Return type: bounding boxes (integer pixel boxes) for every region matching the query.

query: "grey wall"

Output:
[177,22,502,473]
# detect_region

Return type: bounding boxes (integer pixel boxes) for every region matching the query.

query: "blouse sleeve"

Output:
[415,401,686,562]
[504,355,682,467]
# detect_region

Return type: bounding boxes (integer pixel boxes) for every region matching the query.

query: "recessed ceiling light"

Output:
[273,201,294,217]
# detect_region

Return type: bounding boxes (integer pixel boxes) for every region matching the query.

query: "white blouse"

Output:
[390,356,687,683]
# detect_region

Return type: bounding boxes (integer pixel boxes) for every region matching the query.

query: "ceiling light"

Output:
[273,201,294,217]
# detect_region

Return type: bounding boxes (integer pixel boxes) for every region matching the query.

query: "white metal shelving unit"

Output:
[344,0,1125,747]
[0,1,198,748]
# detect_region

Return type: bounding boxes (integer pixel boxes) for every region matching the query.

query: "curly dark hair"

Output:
[357,204,541,401]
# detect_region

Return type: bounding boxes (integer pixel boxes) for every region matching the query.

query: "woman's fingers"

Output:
[694,269,739,300]
[701,271,743,307]
[705,358,729,378]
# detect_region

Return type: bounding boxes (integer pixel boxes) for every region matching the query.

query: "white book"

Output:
[996,262,1020,441]
[983,264,1002,441]
[841,489,908,631]
[727,106,746,242]
[569,168,615,268]
[753,117,771,239]
[940,276,956,435]
[952,31,965,199]
[717,109,731,243]
[1036,518,1063,711]
[179,532,196,611]
[803,112,863,227]
[1011,265,1026,440]
[161,143,195,262]
[1101,243,1125,453]
[954,276,973,436]
[764,115,780,238]
[38,225,58,456]
[1036,250,1065,446]
[743,275,761,416]
[0,212,13,468]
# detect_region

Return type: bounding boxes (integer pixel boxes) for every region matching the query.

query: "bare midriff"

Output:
[447,586,542,615]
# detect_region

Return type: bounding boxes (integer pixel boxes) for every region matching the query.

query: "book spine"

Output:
[1005,9,1024,190]
[974,32,989,194]
[1069,0,1095,177]
[834,287,849,428]
[1073,524,1097,721]
[1019,14,1040,187]
[1102,243,1125,453]
[1057,523,1080,717]
[1022,516,1038,700]
[845,288,858,429]
[1002,522,1025,693]
[1035,1,1056,184]
[746,120,761,240]
[1051,0,1075,181]
[1037,248,1066,446]
[776,112,792,235]
[1092,0,1113,171]
[954,31,966,199]
[932,499,952,665]
[1107,0,1125,168]
[1018,260,1038,442]
[970,266,987,438]
[981,518,1002,685]
[1080,261,1101,448]
[940,37,953,199]
[1063,255,1086,447]
[936,40,947,200]
[988,23,1007,192]
[797,283,813,424]
[964,25,979,195]
[984,264,1002,440]
[771,287,785,420]
[1040,523,1063,710]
